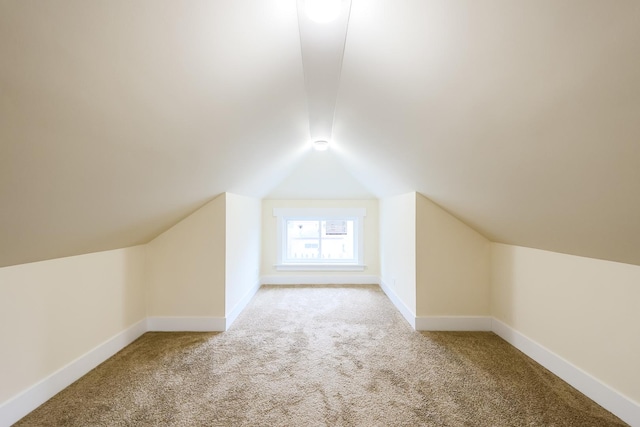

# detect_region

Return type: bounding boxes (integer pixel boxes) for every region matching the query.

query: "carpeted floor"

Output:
[16,285,627,426]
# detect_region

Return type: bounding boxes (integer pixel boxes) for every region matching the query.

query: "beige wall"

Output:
[3,192,639,420]
[146,195,226,317]
[0,246,146,404]
[416,193,491,316]
[379,192,416,313]
[225,193,261,314]
[491,243,640,404]
[261,199,380,278]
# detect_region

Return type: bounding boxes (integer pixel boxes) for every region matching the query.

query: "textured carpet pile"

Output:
[16,285,626,426]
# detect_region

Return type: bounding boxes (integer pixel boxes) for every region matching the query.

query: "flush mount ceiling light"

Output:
[312,140,330,151]
[305,0,342,23]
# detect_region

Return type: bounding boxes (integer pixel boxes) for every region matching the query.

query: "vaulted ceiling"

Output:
[1,0,639,268]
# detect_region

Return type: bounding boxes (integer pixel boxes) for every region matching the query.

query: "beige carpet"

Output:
[16,285,627,426]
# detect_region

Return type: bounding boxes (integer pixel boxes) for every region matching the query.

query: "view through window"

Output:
[274,208,366,270]
[286,219,355,263]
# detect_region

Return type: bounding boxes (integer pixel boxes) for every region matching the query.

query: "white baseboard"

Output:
[147,317,226,332]
[492,318,640,427]
[378,278,416,329]
[0,319,147,427]
[1,314,230,426]
[416,316,492,331]
[4,305,636,427]
[226,281,261,329]
[260,275,380,285]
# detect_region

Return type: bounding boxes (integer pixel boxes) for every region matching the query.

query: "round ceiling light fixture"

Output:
[312,140,330,151]
[305,0,342,23]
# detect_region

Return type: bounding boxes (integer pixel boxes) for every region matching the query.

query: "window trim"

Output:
[273,208,366,271]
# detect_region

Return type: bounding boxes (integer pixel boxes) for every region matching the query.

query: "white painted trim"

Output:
[378,278,416,329]
[273,208,366,267]
[5,306,635,427]
[0,319,147,427]
[275,264,365,271]
[226,281,261,329]
[492,318,640,427]
[416,316,492,331]
[273,208,367,217]
[147,317,226,332]
[260,275,379,285]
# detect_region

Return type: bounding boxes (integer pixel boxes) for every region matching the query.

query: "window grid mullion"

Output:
[280,215,361,265]
[317,220,322,260]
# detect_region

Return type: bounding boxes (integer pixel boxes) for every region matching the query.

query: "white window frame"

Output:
[273,208,366,271]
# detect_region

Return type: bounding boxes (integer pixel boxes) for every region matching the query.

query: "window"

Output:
[274,208,366,271]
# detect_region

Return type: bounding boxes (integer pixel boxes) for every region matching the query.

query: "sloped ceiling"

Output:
[335,0,640,265]
[1,0,640,268]
[266,150,375,199]
[0,0,308,267]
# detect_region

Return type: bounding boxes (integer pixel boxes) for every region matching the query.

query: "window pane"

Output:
[276,208,365,267]
[286,220,320,260]
[321,220,354,261]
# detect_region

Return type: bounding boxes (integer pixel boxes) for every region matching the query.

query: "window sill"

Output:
[275,264,366,272]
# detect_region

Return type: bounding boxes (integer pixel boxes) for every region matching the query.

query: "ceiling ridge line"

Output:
[327,0,353,142]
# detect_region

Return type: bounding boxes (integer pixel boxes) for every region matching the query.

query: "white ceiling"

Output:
[266,149,374,199]
[1,0,639,267]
